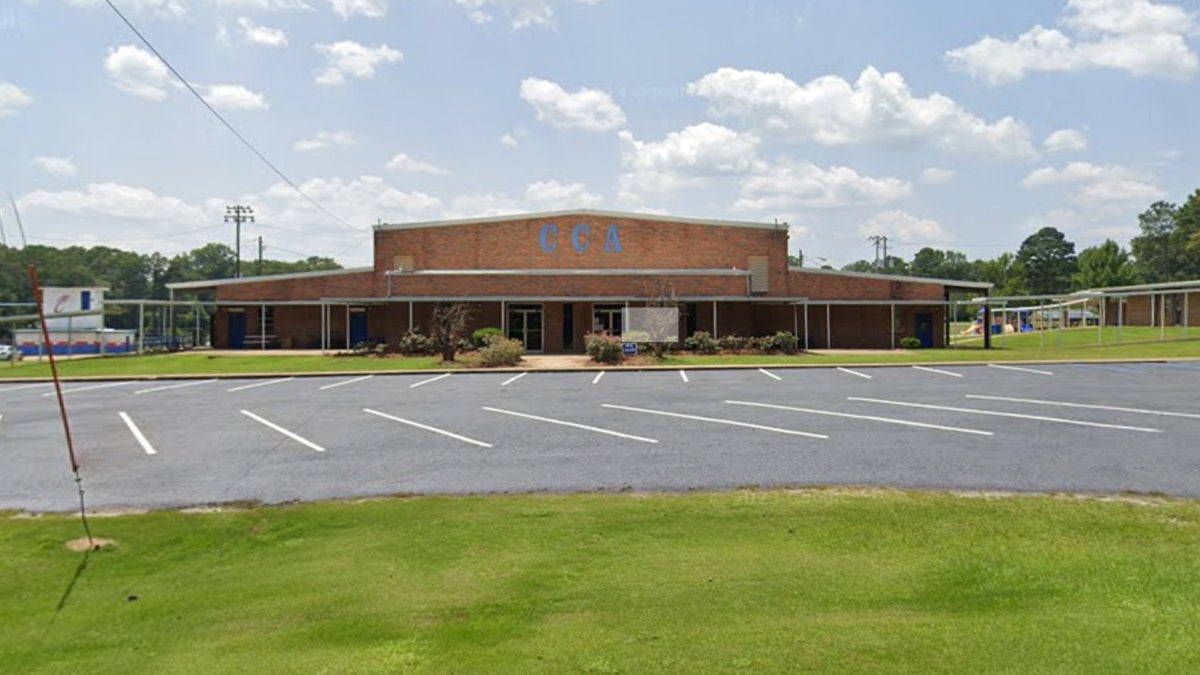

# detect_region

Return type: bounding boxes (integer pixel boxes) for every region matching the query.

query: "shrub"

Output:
[479,337,524,366]
[684,331,719,354]
[717,334,747,352]
[585,332,624,364]
[744,336,766,353]
[397,331,437,356]
[763,331,799,354]
[471,327,504,349]
[899,336,923,350]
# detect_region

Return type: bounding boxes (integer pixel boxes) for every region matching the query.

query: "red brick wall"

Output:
[217,270,374,302]
[372,214,787,288]
[785,270,945,301]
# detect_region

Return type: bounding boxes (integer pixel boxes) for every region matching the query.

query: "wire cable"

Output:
[100,0,363,234]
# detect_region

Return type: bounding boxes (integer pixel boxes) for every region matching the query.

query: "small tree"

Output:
[428,301,473,362]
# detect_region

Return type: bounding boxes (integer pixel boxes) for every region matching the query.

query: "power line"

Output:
[100,0,362,234]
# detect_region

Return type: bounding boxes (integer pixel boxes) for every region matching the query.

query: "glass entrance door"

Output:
[507,304,543,352]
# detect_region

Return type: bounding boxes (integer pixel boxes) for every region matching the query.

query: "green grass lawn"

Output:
[0,352,449,379]
[2,328,1198,379]
[4,490,1199,673]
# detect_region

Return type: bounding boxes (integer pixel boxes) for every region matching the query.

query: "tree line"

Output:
[834,188,1200,296]
[0,242,340,306]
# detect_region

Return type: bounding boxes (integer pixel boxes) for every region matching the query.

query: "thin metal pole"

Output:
[1118,298,1124,343]
[261,304,267,351]
[825,303,831,348]
[345,304,350,350]
[138,302,145,355]
[803,301,809,350]
[792,304,798,341]
[1160,292,1166,341]
[889,304,895,350]
[712,301,718,339]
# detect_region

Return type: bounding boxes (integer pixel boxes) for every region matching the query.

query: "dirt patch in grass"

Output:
[65,537,116,552]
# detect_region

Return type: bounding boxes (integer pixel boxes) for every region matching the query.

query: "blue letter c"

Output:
[539,223,558,252]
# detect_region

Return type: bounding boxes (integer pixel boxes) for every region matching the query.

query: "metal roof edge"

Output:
[374,209,789,233]
[165,266,373,290]
[789,266,993,290]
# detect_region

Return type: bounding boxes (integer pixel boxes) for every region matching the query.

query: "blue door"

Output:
[916,313,934,348]
[228,312,246,349]
[350,311,368,346]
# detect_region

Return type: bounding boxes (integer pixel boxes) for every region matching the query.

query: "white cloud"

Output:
[105,45,172,100]
[314,41,402,85]
[519,77,626,132]
[617,123,762,203]
[499,133,519,147]
[293,130,358,151]
[202,84,269,111]
[386,153,452,175]
[327,0,388,19]
[524,180,602,209]
[919,167,956,184]
[237,17,288,47]
[0,82,32,117]
[261,175,445,227]
[32,156,78,177]
[688,66,1036,159]
[1021,161,1165,205]
[858,210,949,244]
[736,159,913,211]
[69,0,188,19]
[70,0,314,18]
[453,0,603,30]
[945,0,1198,84]
[17,182,208,225]
[1043,128,1089,152]
[1021,161,1138,187]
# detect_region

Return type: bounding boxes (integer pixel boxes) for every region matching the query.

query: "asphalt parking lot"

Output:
[3,362,1200,511]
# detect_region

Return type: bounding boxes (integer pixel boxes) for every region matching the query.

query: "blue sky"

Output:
[2,0,1198,269]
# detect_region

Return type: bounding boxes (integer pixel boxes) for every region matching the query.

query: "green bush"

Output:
[471,327,504,349]
[397,331,438,356]
[479,337,524,366]
[585,332,625,364]
[763,331,799,354]
[684,331,719,354]
[717,334,747,352]
[899,336,923,350]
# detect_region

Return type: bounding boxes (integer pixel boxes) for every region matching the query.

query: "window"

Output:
[593,304,623,335]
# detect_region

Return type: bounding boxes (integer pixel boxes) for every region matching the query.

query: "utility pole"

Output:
[257,236,264,276]
[867,235,889,269]
[224,205,254,278]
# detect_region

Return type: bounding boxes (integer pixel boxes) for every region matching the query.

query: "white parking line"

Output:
[319,374,374,391]
[118,412,158,455]
[965,394,1200,420]
[43,381,134,397]
[483,406,658,443]
[725,400,993,436]
[679,370,689,383]
[240,410,326,452]
[987,364,1054,376]
[410,373,451,389]
[758,368,782,381]
[135,379,217,395]
[912,366,962,378]
[363,408,492,448]
[592,371,605,385]
[837,367,872,380]
[0,382,54,393]
[501,373,527,387]
[227,377,295,393]
[602,403,827,439]
[847,397,1161,433]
